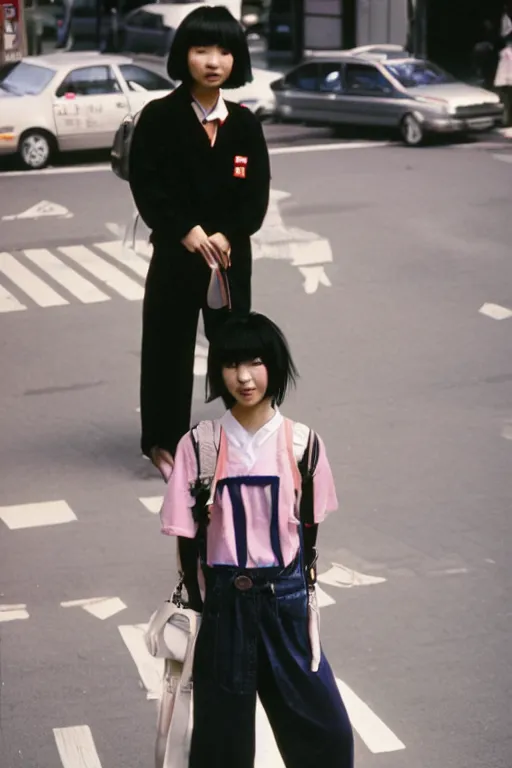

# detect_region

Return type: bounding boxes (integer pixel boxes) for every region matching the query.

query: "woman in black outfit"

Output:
[128,6,271,478]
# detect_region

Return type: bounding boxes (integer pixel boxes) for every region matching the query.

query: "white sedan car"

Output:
[0,52,173,169]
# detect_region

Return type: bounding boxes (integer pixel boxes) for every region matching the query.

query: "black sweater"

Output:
[128,85,271,252]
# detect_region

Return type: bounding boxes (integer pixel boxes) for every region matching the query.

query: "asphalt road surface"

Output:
[1,139,512,768]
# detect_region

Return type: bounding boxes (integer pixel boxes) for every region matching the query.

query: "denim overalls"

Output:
[189,455,354,767]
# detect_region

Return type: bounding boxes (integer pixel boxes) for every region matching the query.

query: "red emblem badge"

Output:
[233,155,248,178]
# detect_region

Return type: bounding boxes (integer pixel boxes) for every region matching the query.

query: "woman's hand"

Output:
[150,446,174,482]
[181,225,219,268]
[208,232,231,269]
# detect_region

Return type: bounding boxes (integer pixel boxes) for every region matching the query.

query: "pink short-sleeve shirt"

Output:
[160,410,338,568]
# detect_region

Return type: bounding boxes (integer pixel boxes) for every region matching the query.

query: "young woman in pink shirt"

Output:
[160,312,353,768]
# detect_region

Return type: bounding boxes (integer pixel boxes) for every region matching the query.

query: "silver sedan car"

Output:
[271,48,504,146]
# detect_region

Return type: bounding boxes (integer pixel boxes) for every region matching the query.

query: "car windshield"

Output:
[384,61,455,88]
[0,62,56,96]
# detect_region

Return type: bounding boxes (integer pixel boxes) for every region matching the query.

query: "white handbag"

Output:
[145,594,200,663]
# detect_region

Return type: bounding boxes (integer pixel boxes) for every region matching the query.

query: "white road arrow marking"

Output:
[479,302,512,320]
[61,596,127,620]
[318,563,387,589]
[118,623,164,701]
[0,604,29,622]
[2,200,73,220]
[251,189,333,295]
[53,725,103,768]
[337,679,405,753]
[315,584,336,608]
[298,265,332,294]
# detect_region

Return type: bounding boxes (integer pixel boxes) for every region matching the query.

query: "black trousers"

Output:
[140,243,251,457]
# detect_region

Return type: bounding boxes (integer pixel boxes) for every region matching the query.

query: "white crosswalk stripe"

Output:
[95,241,150,279]
[0,251,69,307]
[59,245,144,300]
[24,248,110,304]
[0,240,151,312]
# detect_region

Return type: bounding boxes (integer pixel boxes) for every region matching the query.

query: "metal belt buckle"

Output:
[233,575,253,591]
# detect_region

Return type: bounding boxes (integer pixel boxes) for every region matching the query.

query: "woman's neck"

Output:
[231,400,275,434]
[191,85,220,113]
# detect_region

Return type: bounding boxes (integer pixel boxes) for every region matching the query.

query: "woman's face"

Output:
[187,45,234,90]
[222,359,269,408]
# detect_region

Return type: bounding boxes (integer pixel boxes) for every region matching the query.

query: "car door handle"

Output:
[116,101,126,108]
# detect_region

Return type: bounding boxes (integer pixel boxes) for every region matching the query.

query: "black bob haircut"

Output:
[206,313,299,409]
[167,6,252,89]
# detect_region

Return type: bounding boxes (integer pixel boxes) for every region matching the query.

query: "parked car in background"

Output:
[231,66,280,119]
[58,0,241,52]
[122,3,202,56]
[271,49,504,145]
[0,52,173,169]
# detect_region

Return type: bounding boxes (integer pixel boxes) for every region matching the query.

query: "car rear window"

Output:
[385,61,455,88]
[0,61,56,95]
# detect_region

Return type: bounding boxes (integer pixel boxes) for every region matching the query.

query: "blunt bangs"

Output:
[167,6,252,88]
[206,313,298,408]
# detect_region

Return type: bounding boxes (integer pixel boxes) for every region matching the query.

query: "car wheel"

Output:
[18,130,53,170]
[400,113,424,146]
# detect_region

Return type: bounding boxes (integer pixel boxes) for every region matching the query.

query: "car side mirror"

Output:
[270,79,284,92]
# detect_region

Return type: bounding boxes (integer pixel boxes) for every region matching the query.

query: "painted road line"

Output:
[0,140,393,178]
[118,623,164,700]
[23,248,109,304]
[194,343,208,376]
[315,585,336,608]
[61,597,127,620]
[2,164,110,177]
[0,282,26,313]
[139,496,163,514]
[0,252,68,307]
[59,245,144,301]
[270,140,391,156]
[120,622,405,756]
[2,200,72,221]
[53,725,103,768]
[318,563,387,589]
[337,678,405,753]
[298,265,332,294]
[0,500,77,530]
[479,302,512,320]
[0,604,29,622]
[95,240,149,279]
[255,697,285,766]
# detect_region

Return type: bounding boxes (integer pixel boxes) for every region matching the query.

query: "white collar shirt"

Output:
[219,409,283,471]
[191,95,229,146]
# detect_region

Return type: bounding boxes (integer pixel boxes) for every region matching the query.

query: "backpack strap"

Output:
[287,420,321,585]
[191,420,221,484]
